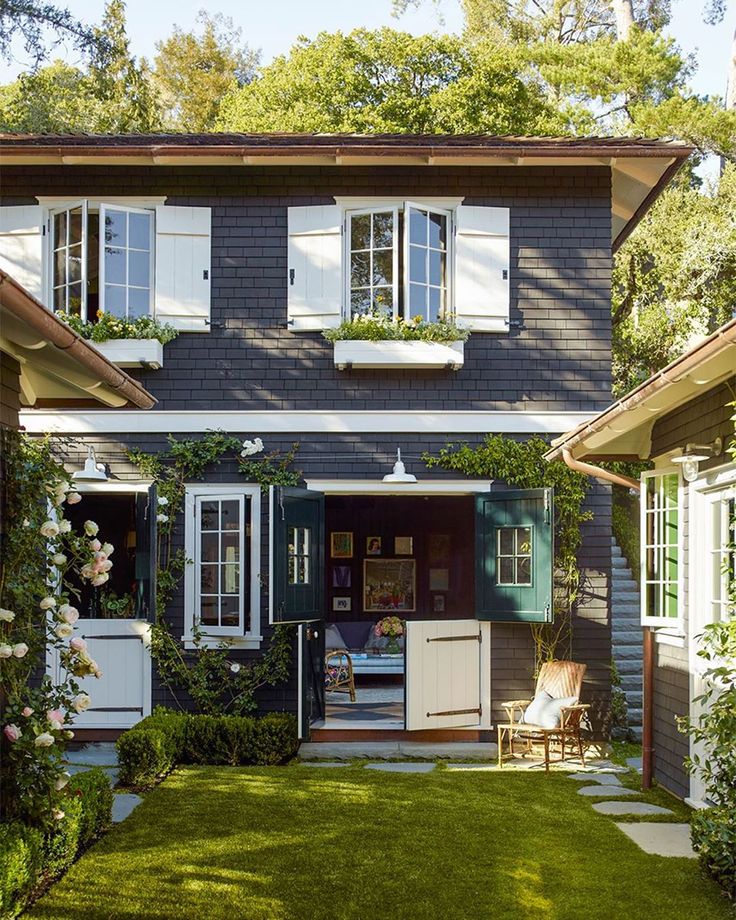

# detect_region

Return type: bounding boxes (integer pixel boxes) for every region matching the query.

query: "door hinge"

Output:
[426,706,481,718]
[203,269,209,280]
[289,268,295,286]
[426,633,482,644]
[502,269,508,280]
[544,603,551,620]
[544,489,551,524]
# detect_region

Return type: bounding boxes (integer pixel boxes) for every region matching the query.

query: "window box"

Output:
[333,339,464,370]
[93,338,165,369]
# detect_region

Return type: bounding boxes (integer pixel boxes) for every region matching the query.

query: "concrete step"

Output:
[612,588,640,601]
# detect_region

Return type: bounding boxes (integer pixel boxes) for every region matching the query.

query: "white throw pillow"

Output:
[325,623,347,651]
[521,690,553,725]
[538,695,578,729]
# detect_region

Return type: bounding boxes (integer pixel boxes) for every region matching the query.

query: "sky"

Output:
[1,0,734,100]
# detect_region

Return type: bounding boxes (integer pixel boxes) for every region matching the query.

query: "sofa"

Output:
[325,621,404,674]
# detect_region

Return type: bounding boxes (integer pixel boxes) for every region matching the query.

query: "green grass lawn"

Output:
[28,765,731,920]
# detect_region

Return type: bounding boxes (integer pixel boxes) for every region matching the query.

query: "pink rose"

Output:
[70,637,87,652]
[3,724,21,742]
[90,540,102,553]
[93,550,106,563]
[66,492,82,505]
[47,709,64,729]
[21,707,33,717]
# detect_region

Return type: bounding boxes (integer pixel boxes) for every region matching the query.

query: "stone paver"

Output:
[577,784,641,797]
[615,822,696,858]
[65,743,118,768]
[568,772,622,785]
[112,793,142,824]
[445,763,497,771]
[593,801,673,817]
[627,756,643,772]
[365,762,436,774]
[299,741,497,761]
[300,762,349,768]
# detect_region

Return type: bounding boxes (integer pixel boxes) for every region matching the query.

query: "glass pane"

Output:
[221,564,239,595]
[128,287,149,319]
[220,596,240,627]
[429,249,443,287]
[54,211,67,247]
[351,289,371,315]
[53,286,66,312]
[54,249,66,286]
[499,558,514,584]
[409,283,426,316]
[200,565,217,593]
[409,245,426,284]
[373,249,392,286]
[517,557,532,585]
[200,597,218,625]
[67,246,83,284]
[350,252,370,288]
[104,285,126,318]
[428,286,442,322]
[104,209,127,248]
[372,212,393,248]
[200,502,218,530]
[498,529,514,555]
[351,214,371,250]
[67,284,83,316]
[221,501,239,530]
[129,249,150,288]
[221,531,240,564]
[201,533,219,563]
[428,212,446,250]
[68,208,83,245]
[288,554,296,585]
[373,287,393,312]
[298,557,309,584]
[517,528,532,555]
[409,208,426,246]
[129,212,151,251]
[105,247,126,285]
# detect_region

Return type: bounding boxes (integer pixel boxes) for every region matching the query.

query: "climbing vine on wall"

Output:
[424,435,591,670]
[126,433,301,716]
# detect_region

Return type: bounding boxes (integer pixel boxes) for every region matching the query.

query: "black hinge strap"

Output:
[426,707,482,718]
[426,633,481,643]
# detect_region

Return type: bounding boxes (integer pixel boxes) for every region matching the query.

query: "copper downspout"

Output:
[560,448,653,789]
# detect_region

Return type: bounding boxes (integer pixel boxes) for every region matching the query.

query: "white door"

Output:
[405,619,491,730]
[50,619,151,730]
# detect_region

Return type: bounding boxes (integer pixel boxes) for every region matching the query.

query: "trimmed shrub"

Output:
[117,729,173,787]
[68,769,113,849]
[43,795,83,877]
[183,715,256,766]
[691,807,736,900]
[0,823,44,920]
[252,713,300,765]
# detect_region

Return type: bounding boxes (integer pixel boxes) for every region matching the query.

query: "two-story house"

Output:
[0,133,690,743]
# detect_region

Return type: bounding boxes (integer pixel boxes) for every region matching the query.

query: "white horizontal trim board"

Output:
[20,409,595,435]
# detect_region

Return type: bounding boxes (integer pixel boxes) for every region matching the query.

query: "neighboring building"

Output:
[548,320,736,801]
[0,133,690,741]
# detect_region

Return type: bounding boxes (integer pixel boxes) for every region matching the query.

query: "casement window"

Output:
[287,199,510,333]
[0,201,212,332]
[641,471,682,629]
[709,492,735,624]
[184,485,261,645]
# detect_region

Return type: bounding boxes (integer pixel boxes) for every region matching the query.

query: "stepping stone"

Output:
[65,743,118,768]
[578,785,640,797]
[627,756,643,772]
[299,762,348,768]
[445,763,497,771]
[615,822,696,858]
[365,762,436,774]
[112,793,142,824]
[568,772,622,785]
[593,801,673,816]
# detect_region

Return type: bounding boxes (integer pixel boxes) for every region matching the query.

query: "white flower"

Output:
[157,513,168,523]
[59,605,79,625]
[58,520,72,534]
[240,437,264,457]
[63,729,75,740]
[91,573,109,586]
[101,542,114,556]
[66,492,82,505]
[55,623,73,639]
[72,693,91,713]
[229,662,241,674]
[40,521,60,538]
[34,732,54,747]
[98,559,113,573]
[51,808,65,821]
[55,772,71,791]
[12,643,29,658]
[0,608,14,622]
[157,496,169,506]
[0,644,12,658]
[51,553,67,567]
[40,596,57,610]
[90,539,102,552]
[84,520,99,536]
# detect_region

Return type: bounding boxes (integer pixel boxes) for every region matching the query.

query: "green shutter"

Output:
[270,486,325,624]
[134,485,157,621]
[475,488,553,623]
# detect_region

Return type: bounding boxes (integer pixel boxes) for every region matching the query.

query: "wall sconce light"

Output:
[383,448,417,484]
[671,437,722,483]
[72,446,108,482]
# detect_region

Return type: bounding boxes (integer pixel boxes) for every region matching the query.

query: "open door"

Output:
[405,620,488,731]
[298,623,326,739]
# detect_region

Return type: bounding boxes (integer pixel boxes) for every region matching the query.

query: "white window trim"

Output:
[640,468,684,632]
[183,483,262,650]
[99,202,155,321]
[344,206,400,319]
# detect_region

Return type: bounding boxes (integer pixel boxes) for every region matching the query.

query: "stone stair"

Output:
[611,538,642,738]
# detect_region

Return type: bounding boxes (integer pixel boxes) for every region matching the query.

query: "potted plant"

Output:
[57,312,178,369]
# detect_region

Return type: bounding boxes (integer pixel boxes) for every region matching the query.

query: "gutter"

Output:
[0,271,157,410]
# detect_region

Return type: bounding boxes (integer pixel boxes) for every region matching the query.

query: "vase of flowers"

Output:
[375,616,405,655]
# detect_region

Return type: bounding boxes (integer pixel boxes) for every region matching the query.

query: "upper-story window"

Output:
[50,201,154,322]
[347,204,449,322]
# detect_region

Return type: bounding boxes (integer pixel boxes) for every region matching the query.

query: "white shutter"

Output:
[0,205,44,301]
[454,205,509,333]
[154,205,211,332]
[287,205,342,332]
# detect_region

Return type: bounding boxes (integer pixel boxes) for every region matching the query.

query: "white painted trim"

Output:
[333,340,464,370]
[334,196,464,210]
[71,481,152,493]
[654,631,686,648]
[640,468,684,631]
[38,196,167,207]
[305,478,492,495]
[181,635,263,650]
[20,409,595,435]
[93,339,164,369]
[183,483,261,642]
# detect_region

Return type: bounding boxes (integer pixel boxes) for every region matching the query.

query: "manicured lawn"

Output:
[28,765,730,920]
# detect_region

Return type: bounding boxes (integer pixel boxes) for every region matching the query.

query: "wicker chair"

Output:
[324,649,356,702]
[497,660,590,772]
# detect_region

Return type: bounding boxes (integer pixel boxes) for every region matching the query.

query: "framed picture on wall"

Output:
[332,566,352,588]
[429,534,450,564]
[429,568,449,591]
[331,532,353,558]
[433,594,445,613]
[363,559,416,613]
[333,597,351,612]
[366,536,382,555]
[394,536,413,555]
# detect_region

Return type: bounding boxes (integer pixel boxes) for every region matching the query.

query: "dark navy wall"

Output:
[2,164,613,413]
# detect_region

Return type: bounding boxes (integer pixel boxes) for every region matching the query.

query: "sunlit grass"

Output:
[27,765,730,920]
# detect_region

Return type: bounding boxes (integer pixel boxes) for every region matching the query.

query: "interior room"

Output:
[322,494,474,729]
